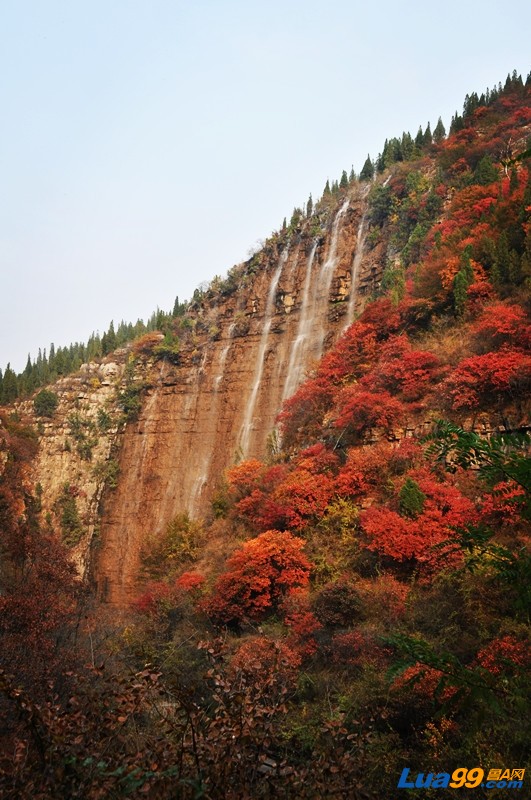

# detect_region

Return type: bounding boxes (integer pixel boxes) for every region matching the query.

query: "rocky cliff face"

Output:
[12,359,127,574]
[13,183,389,606]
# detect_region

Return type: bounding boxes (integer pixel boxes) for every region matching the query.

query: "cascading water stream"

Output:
[239,247,289,457]
[344,210,368,330]
[314,197,349,359]
[282,239,319,401]
[215,322,236,392]
[189,322,238,514]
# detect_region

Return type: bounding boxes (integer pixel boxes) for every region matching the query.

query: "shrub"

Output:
[140,514,203,580]
[313,579,363,627]
[33,389,58,418]
[55,484,84,547]
[204,530,311,627]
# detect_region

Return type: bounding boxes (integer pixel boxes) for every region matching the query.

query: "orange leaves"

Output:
[226,458,266,498]
[281,589,322,658]
[175,571,206,593]
[230,459,334,532]
[440,254,461,289]
[204,530,311,626]
[392,663,458,702]
[134,571,205,615]
[271,469,334,530]
[334,443,392,497]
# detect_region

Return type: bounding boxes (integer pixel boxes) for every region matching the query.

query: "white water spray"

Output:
[214,322,236,392]
[344,210,368,329]
[239,248,288,456]
[282,239,319,401]
[314,197,349,359]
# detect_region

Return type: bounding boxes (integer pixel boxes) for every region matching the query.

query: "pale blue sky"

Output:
[1,0,530,372]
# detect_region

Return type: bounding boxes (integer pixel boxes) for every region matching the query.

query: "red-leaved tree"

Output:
[204,530,311,627]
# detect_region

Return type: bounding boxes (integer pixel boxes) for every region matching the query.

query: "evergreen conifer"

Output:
[359,155,374,181]
[433,117,446,143]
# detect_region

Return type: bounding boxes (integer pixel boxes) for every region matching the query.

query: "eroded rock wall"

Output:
[11,185,389,606]
[96,186,388,604]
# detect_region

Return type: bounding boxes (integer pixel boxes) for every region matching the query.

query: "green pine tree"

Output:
[474,154,498,186]
[1,363,18,403]
[433,117,446,143]
[399,478,426,518]
[453,269,470,317]
[359,155,374,181]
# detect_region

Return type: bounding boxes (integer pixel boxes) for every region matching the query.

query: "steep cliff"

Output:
[9,76,529,608]
[96,183,386,604]
[5,180,388,605]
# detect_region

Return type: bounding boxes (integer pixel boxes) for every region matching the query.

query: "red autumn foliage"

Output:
[175,571,206,593]
[330,630,390,670]
[277,376,335,449]
[226,458,267,498]
[334,442,402,498]
[360,335,442,400]
[133,580,173,615]
[470,302,531,351]
[333,387,405,437]
[476,635,531,676]
[443,348,531,409]
[135,572,206,615]
[356,575,410,624]
[234,488,290,531]
[232,460,335,532]
[464,277,495,312]
[229,636,301,684]
[387,438,425,474]
[358,297,404,338]
[392,663,458,702]
[295,442,339,474]
[360,470,476,565]
[204,530,311,626]
[270,469,335,530]
[281,589,322,658]
[317,321,379,383]
[479,481,528,527]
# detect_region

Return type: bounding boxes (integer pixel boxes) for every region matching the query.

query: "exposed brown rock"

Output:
[16,184,389,606]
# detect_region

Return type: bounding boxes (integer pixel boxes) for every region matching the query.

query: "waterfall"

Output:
[344,210,368,329]
[282,239,319,401]
[188,322,238,514]
[214,321,236,392]
[314,197,349,359]
[239,247,288,457]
